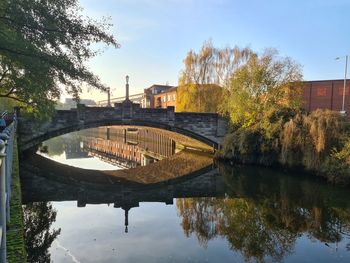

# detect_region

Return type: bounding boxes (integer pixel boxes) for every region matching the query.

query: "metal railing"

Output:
[0,112,8,119]
[0,112,17,263]
[97,93,144,106]
[0,112,7,130]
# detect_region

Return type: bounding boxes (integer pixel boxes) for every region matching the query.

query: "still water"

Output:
[21,126,350,262]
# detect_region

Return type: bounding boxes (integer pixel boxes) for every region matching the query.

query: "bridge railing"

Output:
[0,111,8,132]
[97,93,144,106]
[0,112,17,263]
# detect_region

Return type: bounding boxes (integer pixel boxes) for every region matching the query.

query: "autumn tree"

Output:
[176,83,224,112]
[0,0,118,114]
[177,40,252,112]
[219,49,303,127]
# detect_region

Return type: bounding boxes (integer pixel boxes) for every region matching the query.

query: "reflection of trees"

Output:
[42,136,65,157]
[176,164,350,262]
[42,133,83,157]
[24,202,61,263]
[177,198,222,247]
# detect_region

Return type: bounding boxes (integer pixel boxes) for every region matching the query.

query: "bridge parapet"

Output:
[18,101,227,152]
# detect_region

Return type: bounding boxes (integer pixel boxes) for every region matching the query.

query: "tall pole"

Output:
[107,88,111,107]
[342,55,348,113]
[125,75,129,101]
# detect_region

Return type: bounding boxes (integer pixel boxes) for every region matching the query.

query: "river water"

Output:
[21,126,350,262]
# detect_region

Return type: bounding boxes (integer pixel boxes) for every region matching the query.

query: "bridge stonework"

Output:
[18,101,227,151]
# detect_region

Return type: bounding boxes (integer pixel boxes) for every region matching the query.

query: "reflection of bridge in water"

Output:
[45,125,208,169]
[79,126,178,168]
[21,160,224,232]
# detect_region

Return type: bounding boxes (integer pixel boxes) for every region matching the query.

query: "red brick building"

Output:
[153,87,177,110]
[141,84,175,108]
[301,79,350,114]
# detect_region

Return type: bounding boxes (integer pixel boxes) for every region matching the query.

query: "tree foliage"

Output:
[280,109,350,183]
[220,49,303,127]
[214,45,350,183]
[179,40,252,86]
[222,108,350,184]
[176,83,224,113]
[177,40,252,112]
[24,202,61,263]
[0,0,118,114]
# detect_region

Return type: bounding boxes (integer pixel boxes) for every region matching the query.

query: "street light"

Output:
[335,55,348,115]
[107,87,111,107]
[125,75,129,100]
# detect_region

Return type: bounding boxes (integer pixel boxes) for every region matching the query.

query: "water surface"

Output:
[21,126,350,262]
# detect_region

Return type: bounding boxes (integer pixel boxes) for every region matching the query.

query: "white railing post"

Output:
[0,111,18,263]
[0,141,6,263]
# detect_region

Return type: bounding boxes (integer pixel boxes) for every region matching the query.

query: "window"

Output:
[163,96,166,102]
[317,87,326,97]
[168,95,171,102]
[156,97,162,108]
[172,94,176,101]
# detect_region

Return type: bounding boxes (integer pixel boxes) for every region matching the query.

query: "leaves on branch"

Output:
[0,0,119,114]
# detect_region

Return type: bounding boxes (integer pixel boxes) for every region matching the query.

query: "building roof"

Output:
[164,86,178,92]
[301,79,350,83]
[152,86,178,95]
[145,84,175,91]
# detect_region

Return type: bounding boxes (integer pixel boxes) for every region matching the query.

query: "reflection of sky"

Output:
[284,235,350,263]
[38,152,121,171]
[48,200,350,263]
[49,201,240,263]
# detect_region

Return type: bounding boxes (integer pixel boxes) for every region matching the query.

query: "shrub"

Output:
[223,109,350,184]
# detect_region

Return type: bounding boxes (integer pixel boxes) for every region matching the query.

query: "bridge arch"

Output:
[18,102,227,152]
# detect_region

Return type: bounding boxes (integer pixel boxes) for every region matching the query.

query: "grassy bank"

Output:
[6,138,27,262]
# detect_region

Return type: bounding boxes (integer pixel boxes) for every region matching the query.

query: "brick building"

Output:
[153,86,177,109]
[141,84,175,108]
[301,79,350,114]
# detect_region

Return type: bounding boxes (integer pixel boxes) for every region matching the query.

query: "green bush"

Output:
[222,109,350,184]
[321,139,350,184]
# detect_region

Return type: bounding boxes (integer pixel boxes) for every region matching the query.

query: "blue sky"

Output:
[77,0,350,102]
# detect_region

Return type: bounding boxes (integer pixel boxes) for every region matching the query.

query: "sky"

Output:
[75,0,350,102]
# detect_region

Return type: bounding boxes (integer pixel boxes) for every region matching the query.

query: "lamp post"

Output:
[107,87,111,107]
[335,55,348,115]
[125,75,129,100]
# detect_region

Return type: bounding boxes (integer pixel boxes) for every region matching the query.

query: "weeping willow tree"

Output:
[222,108,350,183]
[177,40,252,113]
[176,84,224,113]
[280,110,350,183]
[279,112,305,167]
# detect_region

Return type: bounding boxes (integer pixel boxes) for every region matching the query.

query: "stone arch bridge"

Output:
[18,101,227,152]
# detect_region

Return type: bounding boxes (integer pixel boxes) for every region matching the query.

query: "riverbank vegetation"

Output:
[222,109,350,184]
[7,139,27,262]
[178,41,350,184]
